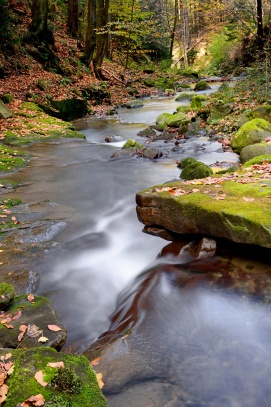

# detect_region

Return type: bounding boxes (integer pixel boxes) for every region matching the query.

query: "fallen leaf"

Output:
[0,372,7,387]
[47,324,61,332]
[4,353,12,360]
[7,365,14,375]
[243,197,255,202]
[191,188,200,193]
[47,361,65,369]
[91,357,101,366]
[38,336,49,343]
[0,384,8,404]
[18,324,28,341]
[34,371,48,387]
[3,362,13,372]
[24,394,45,406]
[12,310,22,320]
[27,294,35,302]
[2,323,14,329]
[27,324,42,338]
[96,373,104,389]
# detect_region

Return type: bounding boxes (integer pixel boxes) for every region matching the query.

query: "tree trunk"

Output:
[84,0,97,66]
[68,0,79,38]
[29,0,49,37]
[256,0,264,48]
[93,0,109,78]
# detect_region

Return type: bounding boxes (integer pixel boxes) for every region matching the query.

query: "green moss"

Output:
[0,282,15,295]
[180,162,213,180]
[5,347,107,407]
[190,95,207,110]
[194,81,211,91]
[176,106,191,113]
[166,112,190,129]
[177,157,199,168]
[156,112,172,130]
[20,102,44,112]
[175,93,192,102]
[122,139,143,149]
[243,154,271,167]
[231,118,271,153]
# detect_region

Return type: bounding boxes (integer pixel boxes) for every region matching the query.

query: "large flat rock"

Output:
[136,166,271,248]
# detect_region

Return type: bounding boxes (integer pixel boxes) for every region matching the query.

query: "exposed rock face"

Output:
[136,178,271,248]
[0,100,13,119]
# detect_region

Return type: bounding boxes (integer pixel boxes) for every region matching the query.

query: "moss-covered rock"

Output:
[136,174,271,248]
[125,99,144,109]
[243,154,271,167]
[244,105,271,122]
[137,127,157,138]
[0,282,15,310]
[0,100,13,119]
[231,119,271,153]
[122,139,143,149]
[177,157,199,169]
[176,83,191,90]
[218,83,231,93]
[190,95,207,110]
[0,295,67,349]
[3,347,107,407]
[156,113,172,130]
[176,106,191,113]
[41,98,88,121]
[194,81,211,91]
[208,101,232,121]
[175,93,193,102]
[180,161,213,180]
[165,112,190,130]
[240,143,271,163]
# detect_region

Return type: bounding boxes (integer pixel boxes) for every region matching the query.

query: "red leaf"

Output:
[47,324,62,332]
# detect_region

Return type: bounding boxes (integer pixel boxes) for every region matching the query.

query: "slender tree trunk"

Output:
[256,0,264,48]
[68,0,79,38]
[93,0,109,78]
[85,0,97,66]
[170,0,178,60]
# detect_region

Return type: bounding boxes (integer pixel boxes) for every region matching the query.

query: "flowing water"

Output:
[5,88,271,406]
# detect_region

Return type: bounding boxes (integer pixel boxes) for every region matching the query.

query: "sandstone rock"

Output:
[0,100,13,119]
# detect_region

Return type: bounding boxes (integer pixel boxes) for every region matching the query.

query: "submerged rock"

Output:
[105,135,123,143]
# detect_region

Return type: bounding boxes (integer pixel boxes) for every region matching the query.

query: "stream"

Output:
[4,87,271,406]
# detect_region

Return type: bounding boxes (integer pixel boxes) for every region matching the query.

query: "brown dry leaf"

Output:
[18,325,28,342]
[4,353,12,360]
[34,371,48,387]
[12,310,22,320]
[0,384,8,404]
[25,394,45,406]
[243,197,255,202]
[192,189,200,193]
[3,362,13,372]
[47,362,64,369]
[27,324,42,338]
[96,373,104,389]
[47,324,62,332]
[91,357,101,366]
[27,294,35,302]
[0,372,7,387]
[260,184,268,187]
[2,323,14,329]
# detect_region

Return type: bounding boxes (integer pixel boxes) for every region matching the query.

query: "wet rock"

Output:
[175,93,193,102]
[196,237,217,259]
[194,81,211,91]
[111,148,137,159]
[141,148,163,159]
[105,135,123,143]
[177,157,198,169]
[240,143,271,164]
[166,112,190,130]
[41,97,88,121]
[142,226,179,241]
[122,138,144,149]
[125,100,144,109]
[0,295,67,349]
[156,113,173,130]
[137,127,157,138]
[0,283,15,310]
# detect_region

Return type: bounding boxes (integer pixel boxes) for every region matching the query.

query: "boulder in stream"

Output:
[240,142,271,163]
[231,119,271,153]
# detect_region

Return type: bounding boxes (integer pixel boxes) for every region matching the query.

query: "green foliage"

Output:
[1,93,13,103]
[51,367,82,394]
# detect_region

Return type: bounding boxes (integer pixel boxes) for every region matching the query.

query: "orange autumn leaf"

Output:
[18,324,28,342]
[47,362,64,369]
[27,294,35,302]
[243,197,255,202]
[91,357,101,366]
[23,394,45,406]
[0,384,8,404]
[34,371,48,387]
[47,324,62,332]
[96,373,104,389]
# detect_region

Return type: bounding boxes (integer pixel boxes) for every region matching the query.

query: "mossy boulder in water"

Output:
[231,119,271,153]
[190,95,207,110]
[122,138,143,149]
[177,157,199,169]
[41,98,88,121]
[137,127,157,138]
[240,143,271,163]
[175,93,192,102]
[2,347,107,407]
[180,161,213,180]
[156,113,173,130]
[166,112,190,130]
[194,81,211,91]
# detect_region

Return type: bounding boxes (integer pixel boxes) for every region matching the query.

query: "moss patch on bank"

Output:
[2,347,107,407]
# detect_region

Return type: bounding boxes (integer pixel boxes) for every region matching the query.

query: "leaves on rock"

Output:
[21,394,45,406]
[91,357,101,366]
[27,324,42,338]
[38,336,49,343]
[0,384,8,404]
[47,324,62,332]
[34,370,48,387]
[18,324,28,342]
[27,294,35,302]
[47,362,65,369]
[96,373,104,389]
